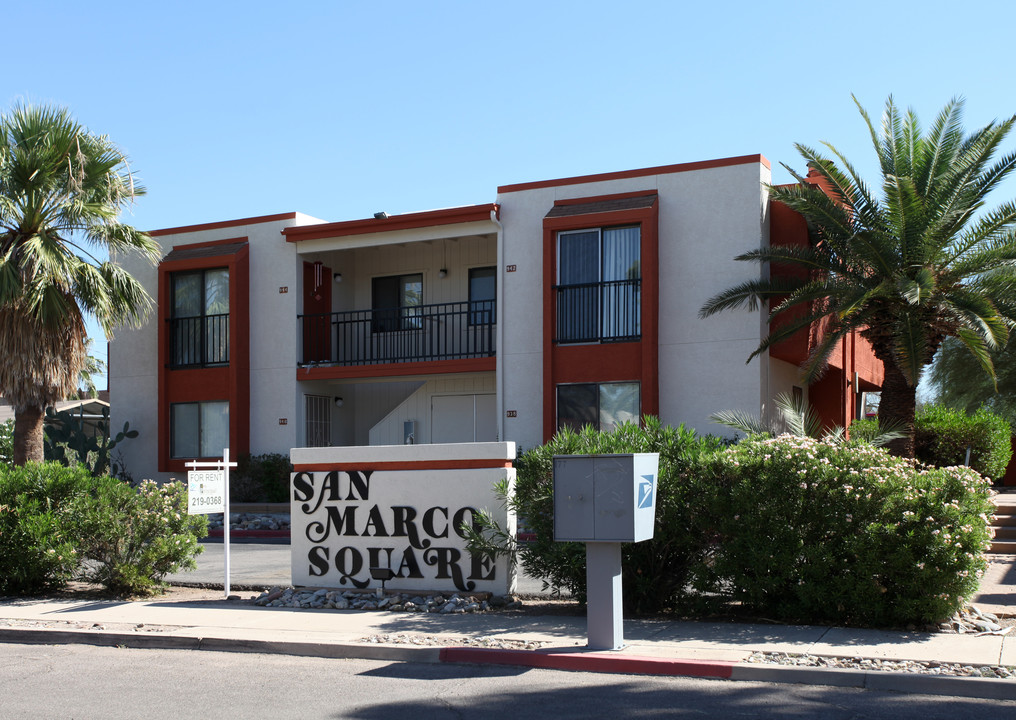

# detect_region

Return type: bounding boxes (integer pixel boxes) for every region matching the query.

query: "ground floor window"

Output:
[305,395,332,447]
[556,382,640,433]
[170,401,229,458]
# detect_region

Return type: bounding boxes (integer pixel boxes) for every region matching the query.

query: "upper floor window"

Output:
[170,268,229,367]
[555,226,640,343]
[372,273,422,332]
[468,266,496,326]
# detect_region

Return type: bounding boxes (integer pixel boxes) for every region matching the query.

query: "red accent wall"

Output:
[157,241,250,473]
[768,199,885,431]
[542,195,659,442]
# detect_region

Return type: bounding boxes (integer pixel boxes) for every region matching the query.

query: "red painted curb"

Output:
[207,529,291,539]
[439,647,735,678]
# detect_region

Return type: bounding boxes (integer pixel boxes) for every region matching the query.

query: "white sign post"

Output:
[187,448,238,599]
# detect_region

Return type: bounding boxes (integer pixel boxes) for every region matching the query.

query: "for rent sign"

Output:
[290,443,516,595]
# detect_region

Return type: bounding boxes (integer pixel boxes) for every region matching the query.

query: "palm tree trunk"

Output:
[878,364,916,458]
[13,405,45,465]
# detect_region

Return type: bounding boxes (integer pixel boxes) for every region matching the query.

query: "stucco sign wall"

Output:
[290,442,516,595]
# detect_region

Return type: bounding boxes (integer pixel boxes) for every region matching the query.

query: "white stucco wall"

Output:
[109,212,325,482]
[496,159,772,450]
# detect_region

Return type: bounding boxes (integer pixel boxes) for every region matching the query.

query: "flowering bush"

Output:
[0,463,89,594]
[466,418,726,614]
[705,435,994,626]
[68,478,208,596]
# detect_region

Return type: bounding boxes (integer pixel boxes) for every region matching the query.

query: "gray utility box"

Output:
[553,453,659,543]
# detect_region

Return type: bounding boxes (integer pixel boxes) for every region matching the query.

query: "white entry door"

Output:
[431,394,496,443]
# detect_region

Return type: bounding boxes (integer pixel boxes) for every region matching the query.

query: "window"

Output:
[556,226,640,343]
[468,266,496,326]
[170,401,229,458]
[372,273,422,332]
[170,268,229,366]
[305,395,331,447]
[557,382,640,433]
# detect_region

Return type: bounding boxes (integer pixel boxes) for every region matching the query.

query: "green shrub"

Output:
[847,417,880,444]
[232,453,293,503]
[914,405,1012,482]
[705,435,993,626]
[471,417,725,614]
[0,462,92,595]
[67,478,208,596]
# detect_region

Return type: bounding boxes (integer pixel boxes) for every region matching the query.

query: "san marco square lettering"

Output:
[292,469,496,592]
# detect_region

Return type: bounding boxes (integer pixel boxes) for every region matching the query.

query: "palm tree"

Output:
[0,104,157,465]
[701,96,1016,457]
[710,392,905,447]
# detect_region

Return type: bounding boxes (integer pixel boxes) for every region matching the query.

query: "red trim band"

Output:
[283,204,500,243]
[293,459,513,472]
[298,357,495,380]
[150,212,298,237]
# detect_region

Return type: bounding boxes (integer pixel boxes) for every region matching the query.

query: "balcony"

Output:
[299,300,496,367]
[554,279,641,344]
[168,314,229,368]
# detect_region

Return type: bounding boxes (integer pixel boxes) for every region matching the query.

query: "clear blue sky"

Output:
[7,0,1016,386]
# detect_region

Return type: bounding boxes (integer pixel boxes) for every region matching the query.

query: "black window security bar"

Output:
[299,300,496,366]
[553,278,641,343]
[168,314,230,367]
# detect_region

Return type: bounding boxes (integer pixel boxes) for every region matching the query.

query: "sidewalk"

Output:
[2,541,1016,702]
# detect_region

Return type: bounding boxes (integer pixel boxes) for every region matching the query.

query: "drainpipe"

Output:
[492,209,505,445]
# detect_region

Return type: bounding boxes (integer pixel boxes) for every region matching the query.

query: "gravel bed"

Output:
[206,512,290,532]
[746,651,1016,679]
[254,586,522,614]
[360,633,542,650]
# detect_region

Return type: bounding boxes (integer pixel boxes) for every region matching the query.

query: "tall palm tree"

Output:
[0,104,157,465]
[701,96,1016,457]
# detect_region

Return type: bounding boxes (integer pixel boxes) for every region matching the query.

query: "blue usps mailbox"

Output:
[553,453,659,650]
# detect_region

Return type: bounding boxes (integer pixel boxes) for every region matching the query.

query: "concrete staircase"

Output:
[990,493,1016,554]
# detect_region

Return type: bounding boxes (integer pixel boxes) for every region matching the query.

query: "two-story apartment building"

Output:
[109,154,883,481]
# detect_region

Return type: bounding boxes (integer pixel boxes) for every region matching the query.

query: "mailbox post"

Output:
[553,453,659,650]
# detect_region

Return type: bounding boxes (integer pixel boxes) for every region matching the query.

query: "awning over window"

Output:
[161,240,247,263]
[545,193,657,219]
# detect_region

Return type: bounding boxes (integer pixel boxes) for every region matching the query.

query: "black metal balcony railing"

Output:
[299,300,496,366]
[554,278,641,343]
[168,314,229,367]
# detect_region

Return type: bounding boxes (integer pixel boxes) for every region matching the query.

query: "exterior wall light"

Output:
[333,272,342,283]
[334,397,344,408]
[438,268,448,278]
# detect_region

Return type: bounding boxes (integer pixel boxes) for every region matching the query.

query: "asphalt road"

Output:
[2,643,1014,719]
[168,540,558,596]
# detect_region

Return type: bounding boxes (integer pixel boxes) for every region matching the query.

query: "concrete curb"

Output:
[0,627,439,663]
[439,647,735,678]
[5,626,1016,700]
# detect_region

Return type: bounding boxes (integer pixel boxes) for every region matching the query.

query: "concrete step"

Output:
[992,513,1016,527]
[991,526,1016,541]
[989,540,1016,554]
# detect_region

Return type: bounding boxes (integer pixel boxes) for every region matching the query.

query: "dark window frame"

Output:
[371,273,423,333]
[169,400,229,459]
[555,225,641,344]
[468,266,496,327]
[169,267,230,367]
[556,381,641,433]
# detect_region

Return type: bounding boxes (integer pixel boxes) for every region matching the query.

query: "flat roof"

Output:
[148,212,299,237]
[497,154,770,194]
[282,203,500,243]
